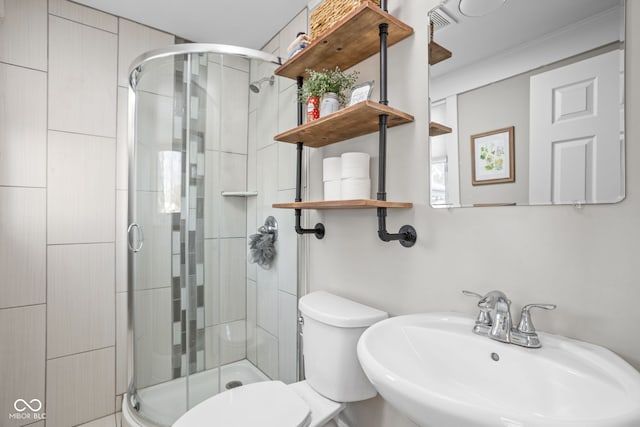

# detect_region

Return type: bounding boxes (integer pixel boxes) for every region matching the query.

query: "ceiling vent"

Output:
[430,7,457,31]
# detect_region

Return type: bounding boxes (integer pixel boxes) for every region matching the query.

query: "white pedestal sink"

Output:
[357,312,640,427]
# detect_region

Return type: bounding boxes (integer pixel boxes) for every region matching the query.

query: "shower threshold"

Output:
[131,359,270,427]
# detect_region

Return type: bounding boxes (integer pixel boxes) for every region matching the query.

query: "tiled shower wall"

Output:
[0,0,174,425]
[246,9,308,385]
[1,0,305,424]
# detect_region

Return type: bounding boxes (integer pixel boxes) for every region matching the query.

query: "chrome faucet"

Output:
[463,290,556,348]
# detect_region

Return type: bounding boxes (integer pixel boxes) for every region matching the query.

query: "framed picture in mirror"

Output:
[471,126,515,185]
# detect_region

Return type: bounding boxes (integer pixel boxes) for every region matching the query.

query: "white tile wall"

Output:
[132,92,174,192]
[256,327,279,379]
[0,1,309,421]
[246,196,258,282]
[257,266,278,336]
[221,66,250,154]
[277,144,298,192]
[0,62,47,187]
[206,58,250,153]
[257,145,279,212]
[277,82,298,133]
[277,191,298,295]
[115,190,128,293]
[0,187,46,309]
[204,238,220,327]
[204,150,221,239]
[220,238,247,323]
[117,18,174,89]
[246,280,257,364]
[278,8,308,75]
[209,52,250,72]
[47,243,115,358]
[205,60,222,150]
[116,292,128,395]
[253,70,280,150]
[204,320,247,370]
[0,0,47,70]
[48,0,118,33]
[47,131,115,244]
[0,305,46,427]
[134,288,172,388]
[46,347,115,427]
[116,87,129,190]
[205,151,249,238]
[220,153,248,238]
[48,15,117,137]
[132,190,171,290]
[247,110,258,190]
[278,291,298,384]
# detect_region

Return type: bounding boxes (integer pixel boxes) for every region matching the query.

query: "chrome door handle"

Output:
[127,223,144,252]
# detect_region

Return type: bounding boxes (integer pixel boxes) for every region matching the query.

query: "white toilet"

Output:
[172,291,388,427]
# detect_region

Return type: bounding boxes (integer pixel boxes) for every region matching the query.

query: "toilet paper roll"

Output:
[324,180,341,200]
[341,178,371,200]
[341,152,370,179]
[323,157,342,182]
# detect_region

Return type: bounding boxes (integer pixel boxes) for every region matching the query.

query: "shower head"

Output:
[249,76,275,93]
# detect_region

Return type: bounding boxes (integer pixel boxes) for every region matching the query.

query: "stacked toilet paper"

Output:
[323,153,370,200]
[322,157,342,200]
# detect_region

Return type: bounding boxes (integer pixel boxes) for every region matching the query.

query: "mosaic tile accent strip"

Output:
[171,54,208,378]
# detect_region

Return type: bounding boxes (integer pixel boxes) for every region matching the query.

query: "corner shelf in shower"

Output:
[274,3,414,79]
[274,101,414,147]
[221,191,258,197]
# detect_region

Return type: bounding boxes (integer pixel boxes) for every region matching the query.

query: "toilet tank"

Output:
[299,291,388,402]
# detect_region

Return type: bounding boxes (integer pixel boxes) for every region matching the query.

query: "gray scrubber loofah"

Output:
[248,231,276,269]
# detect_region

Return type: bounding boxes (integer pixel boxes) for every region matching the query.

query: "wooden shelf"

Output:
[273,199,413,209]
[275,3,414,79]
[429,121,452,136]
[428,41,452,66]
[275,101,414,147]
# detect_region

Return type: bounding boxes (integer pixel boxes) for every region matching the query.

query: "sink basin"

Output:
[357,312,640,427]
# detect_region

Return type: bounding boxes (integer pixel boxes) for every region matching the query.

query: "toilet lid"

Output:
[172,381,311,427]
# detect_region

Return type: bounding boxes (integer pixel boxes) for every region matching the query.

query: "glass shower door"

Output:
[129,53,192,425]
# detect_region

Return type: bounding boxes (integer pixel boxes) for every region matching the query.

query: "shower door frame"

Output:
[126,44,283,426]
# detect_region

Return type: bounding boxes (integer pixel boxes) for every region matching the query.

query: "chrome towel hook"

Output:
[258,216,278,242]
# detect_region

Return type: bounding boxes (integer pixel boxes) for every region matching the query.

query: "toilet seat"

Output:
[172,381,311,427]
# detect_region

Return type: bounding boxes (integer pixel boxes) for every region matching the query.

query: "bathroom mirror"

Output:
[428,0,625,208]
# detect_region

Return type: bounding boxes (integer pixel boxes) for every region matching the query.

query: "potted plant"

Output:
[301,67,360,121]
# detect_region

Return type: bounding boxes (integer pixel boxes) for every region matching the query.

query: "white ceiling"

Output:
[431,0,622,77]
[73,0,310,49]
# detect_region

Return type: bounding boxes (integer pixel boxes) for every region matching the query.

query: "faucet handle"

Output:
[462,290,491,326]
[517,303,557,334]
[462,290,483,299]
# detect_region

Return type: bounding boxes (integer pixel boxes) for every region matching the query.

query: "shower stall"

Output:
[124,44,299,427]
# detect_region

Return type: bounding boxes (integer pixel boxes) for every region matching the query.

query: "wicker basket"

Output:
[310,0,382,40]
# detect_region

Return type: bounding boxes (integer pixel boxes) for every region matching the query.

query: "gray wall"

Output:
[456,43,620,206]
[458,73,530,205]
[298,1,640,426]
